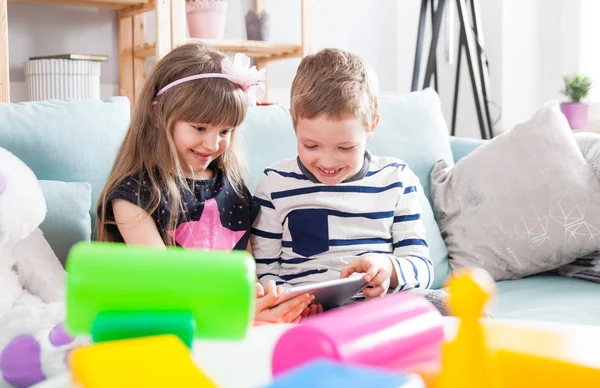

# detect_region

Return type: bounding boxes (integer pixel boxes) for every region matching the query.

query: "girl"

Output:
[97,42,312,323]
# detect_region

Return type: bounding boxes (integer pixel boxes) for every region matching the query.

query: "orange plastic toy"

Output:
[70,334,216,388]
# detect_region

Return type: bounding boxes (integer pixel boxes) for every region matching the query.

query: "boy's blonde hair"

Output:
[290,48,379,128]
[97,42,248,244]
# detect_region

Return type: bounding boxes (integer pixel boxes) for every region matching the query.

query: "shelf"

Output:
[134,39,302,60]
[8,0,149,10]
[134,42,155,59]
[193,39,302,60]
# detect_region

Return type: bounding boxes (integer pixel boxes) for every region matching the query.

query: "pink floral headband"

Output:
[155,53,266,106]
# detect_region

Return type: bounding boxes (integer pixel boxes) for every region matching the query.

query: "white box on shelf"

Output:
[24,58,102,101]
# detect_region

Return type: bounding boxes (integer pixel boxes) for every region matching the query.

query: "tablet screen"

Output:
[271,275,368,310]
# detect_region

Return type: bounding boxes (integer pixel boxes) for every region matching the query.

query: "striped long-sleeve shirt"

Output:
[251,152,433,292]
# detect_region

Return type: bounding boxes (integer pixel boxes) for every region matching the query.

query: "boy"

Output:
[251,48,433,303]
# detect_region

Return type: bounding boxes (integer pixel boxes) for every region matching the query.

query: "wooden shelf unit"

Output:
[0,0,314,105]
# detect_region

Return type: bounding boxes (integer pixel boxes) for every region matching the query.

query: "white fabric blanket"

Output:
[0,296,88,388]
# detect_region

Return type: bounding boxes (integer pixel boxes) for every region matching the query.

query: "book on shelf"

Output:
[29,54,108,62]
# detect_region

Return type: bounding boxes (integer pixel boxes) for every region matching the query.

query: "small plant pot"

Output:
[186,0,228,40]
[560,102,590,130]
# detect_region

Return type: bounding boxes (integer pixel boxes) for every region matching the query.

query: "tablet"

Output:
[271,275,368,310]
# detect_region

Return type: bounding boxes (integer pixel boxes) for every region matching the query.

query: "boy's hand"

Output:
[340,254,398,298]
[255,281,314,323]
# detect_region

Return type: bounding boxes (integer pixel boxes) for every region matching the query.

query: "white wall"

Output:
[246,0,411,99]
[580,0,600,103]
[499,0,542,132]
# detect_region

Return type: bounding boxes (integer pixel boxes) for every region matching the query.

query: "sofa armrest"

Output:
[449,136,486,163]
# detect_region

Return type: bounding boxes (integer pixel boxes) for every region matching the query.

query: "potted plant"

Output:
[186,0,228,40]
[560,73,594,130]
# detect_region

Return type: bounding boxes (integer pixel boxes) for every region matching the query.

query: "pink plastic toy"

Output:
[271,292,444,376]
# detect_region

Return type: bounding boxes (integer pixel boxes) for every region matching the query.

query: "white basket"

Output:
[24,59,101,101]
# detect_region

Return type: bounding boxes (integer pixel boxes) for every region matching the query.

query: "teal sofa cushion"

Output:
[449,137,486,163]
[0,98,130,232]
[494,274,600,326]
[242,104,297,191]
[370,89,455,203]
[39,180,92,266]
[241,89,454,288]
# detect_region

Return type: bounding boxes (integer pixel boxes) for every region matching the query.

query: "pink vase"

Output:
[186,0,228,40]
[560,102,589,130]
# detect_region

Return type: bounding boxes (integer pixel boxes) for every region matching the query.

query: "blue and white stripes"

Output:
[251,155,433,290]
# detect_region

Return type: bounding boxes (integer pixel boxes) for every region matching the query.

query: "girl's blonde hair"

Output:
[97,42,248,245]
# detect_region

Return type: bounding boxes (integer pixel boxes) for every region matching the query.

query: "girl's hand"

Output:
[301,302,324,319]
[340,254,396,298]
[255,281,314,323]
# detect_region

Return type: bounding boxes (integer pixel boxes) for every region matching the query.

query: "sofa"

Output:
[1,89,599,326]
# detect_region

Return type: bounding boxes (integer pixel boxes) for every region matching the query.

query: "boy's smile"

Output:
[295,115,375,185]
[317,166,344,178]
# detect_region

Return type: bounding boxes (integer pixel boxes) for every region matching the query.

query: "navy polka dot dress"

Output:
[105,170,257,251]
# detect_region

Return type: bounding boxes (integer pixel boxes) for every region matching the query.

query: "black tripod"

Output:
[411,0,494,139]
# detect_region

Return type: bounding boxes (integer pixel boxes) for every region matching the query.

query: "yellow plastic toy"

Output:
[430,268,600,388]
[487,318,600,387]
[70,334,216,388]
[435,268,501,388]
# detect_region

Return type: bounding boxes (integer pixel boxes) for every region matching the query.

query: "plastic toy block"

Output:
[267,359,424,388]
[91,311,195,348]
[71,334,216,388]
[66,242,255,340]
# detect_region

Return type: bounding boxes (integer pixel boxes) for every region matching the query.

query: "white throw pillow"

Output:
[430,102,600,280]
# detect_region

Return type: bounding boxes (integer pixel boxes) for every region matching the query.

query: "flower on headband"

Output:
[221,53,267,106]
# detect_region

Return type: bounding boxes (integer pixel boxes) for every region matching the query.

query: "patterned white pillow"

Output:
[430,102,600,281]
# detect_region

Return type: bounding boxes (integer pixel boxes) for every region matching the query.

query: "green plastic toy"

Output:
[66,242,255,341]
[91,311,196,348]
